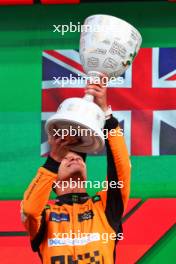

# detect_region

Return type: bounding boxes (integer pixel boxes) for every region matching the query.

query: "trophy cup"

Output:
[45,14,142,154]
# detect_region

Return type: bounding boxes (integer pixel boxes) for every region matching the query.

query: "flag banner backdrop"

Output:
[41,48,176,156]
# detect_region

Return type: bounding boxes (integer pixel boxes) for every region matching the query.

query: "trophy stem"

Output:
[83,71,108,102]
[88,71,105,78]
[83,94,94,102]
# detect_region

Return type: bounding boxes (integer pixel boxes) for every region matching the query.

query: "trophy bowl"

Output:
[80,14,142,78]
[45,97,105,154]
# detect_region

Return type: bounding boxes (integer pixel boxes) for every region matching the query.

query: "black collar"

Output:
[55,192,90,205]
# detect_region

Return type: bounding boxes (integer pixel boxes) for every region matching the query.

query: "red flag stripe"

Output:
[166,74,176,80]
[42,87,176,112]
[131,110,153,155]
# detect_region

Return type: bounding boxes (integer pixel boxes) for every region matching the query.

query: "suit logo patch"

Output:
[49,212,70,222]
[78,210,94,222]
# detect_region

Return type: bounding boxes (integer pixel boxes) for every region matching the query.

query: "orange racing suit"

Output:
[21,116,131,264]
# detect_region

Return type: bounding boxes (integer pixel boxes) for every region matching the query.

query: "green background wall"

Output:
[0,1,176,263]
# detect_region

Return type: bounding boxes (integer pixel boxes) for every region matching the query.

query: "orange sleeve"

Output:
[98,118,131,215]
[107,126,131,210]
[21,167,58,239]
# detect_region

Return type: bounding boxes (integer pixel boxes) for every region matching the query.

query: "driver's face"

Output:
[58,151,87,181]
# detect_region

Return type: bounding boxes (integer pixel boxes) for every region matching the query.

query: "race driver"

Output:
[21,80,131,264]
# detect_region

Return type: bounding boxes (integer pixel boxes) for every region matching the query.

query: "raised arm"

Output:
[85,79,131,230]
[105,116,131,211]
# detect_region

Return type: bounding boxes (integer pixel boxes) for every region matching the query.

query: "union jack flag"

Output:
[41,48,176,156]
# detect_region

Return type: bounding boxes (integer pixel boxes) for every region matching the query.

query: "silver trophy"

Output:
[45,14,142,154]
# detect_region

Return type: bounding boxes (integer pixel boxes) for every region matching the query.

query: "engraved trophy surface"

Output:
[80,14,142,78]
[45,14,142,154]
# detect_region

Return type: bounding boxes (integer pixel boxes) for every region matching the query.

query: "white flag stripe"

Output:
[41,141,50,156]
[56,49,81,64]
[42,112,55,121]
